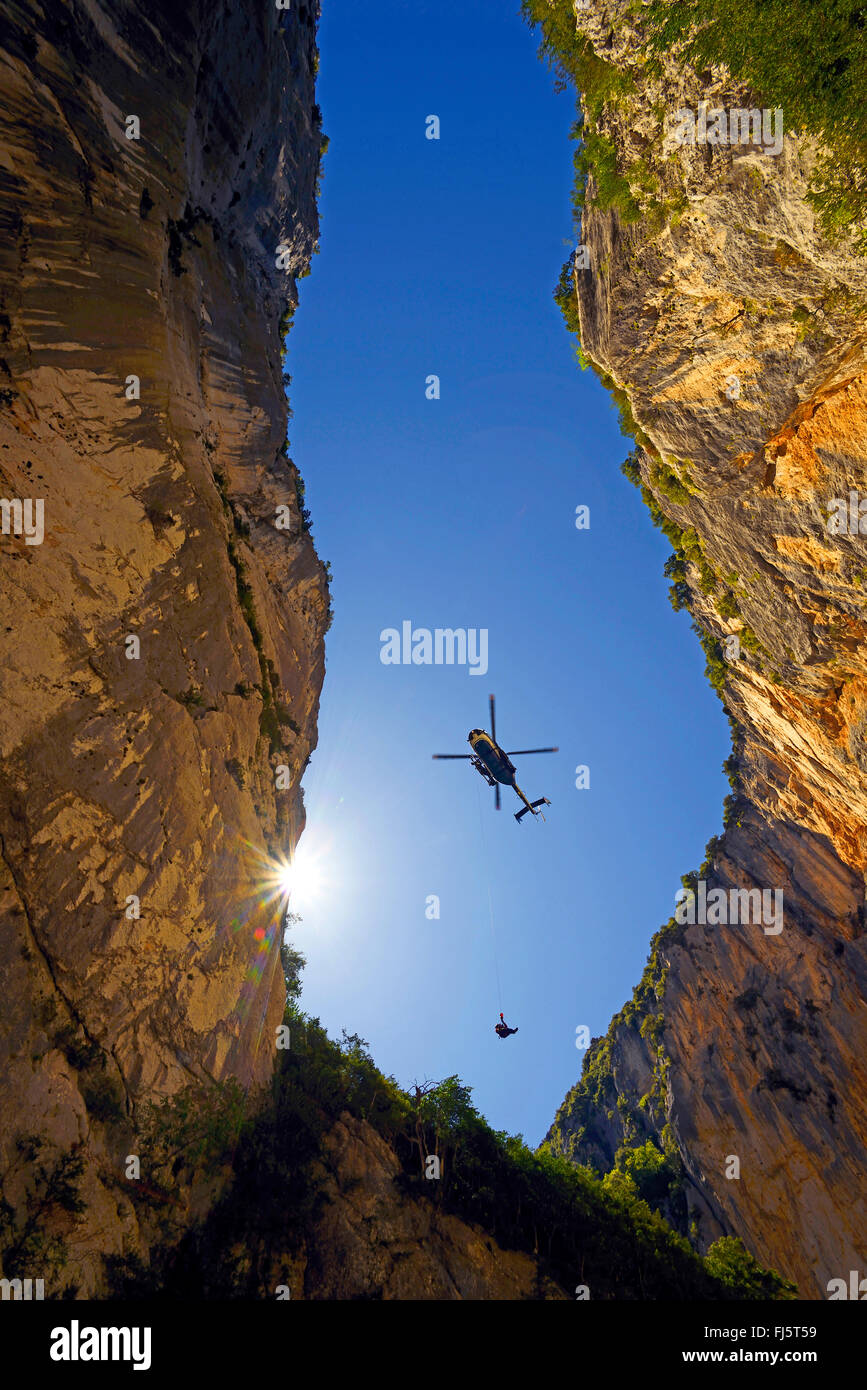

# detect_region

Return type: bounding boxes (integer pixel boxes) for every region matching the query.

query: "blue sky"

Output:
[285,0,731,1145]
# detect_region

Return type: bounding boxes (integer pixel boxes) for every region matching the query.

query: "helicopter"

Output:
[433,694,558,822]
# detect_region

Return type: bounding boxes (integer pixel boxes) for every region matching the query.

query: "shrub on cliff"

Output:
[520,0,633,123]
[139,1078,248,1177]
[614,1139,684,1207]
[705,1235,796,1299]
[81,1073,125,1126]
[0,1137,85,1282]
[646,0,867,251]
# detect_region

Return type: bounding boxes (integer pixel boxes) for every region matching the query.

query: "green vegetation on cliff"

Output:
[0,1136,86,1282]
[620,450,769,695]
[544,834,740,1218]
[644,0,867,250]
[107,1003,794,1300]
[525,0,867,251]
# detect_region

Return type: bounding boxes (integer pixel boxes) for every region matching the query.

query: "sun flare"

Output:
[258,840,325,912]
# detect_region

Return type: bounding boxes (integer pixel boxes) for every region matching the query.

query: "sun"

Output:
[265,841,324,909]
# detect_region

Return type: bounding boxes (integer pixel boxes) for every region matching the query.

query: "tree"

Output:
[705,1236,798,1299]
[415,1076,480,1184]
[280,914,306,1003]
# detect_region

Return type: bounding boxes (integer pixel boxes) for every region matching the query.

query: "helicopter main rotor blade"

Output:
[505,747,559,756]
[432,754,473,760]
[495,783,501,810]
[489,693,496,744]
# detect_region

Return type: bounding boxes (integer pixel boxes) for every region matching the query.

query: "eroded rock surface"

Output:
[545,0,867,1300]
[295,1114,566,1300]
[0,0,329,1293]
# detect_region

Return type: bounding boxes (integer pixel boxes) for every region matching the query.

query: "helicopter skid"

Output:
[514,797,551,824]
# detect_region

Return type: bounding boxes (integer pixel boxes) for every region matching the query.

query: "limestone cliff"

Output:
[259,1113,569,1301]
[538,1,867,1299]
[0,0,329,1293]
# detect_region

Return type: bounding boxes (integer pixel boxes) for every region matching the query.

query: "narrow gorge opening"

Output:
[0,0,864,1333]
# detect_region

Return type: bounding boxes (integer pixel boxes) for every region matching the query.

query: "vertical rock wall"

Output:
[543,0,867,1299]
[0,0,328,1293]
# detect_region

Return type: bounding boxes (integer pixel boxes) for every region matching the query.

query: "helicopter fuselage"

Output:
[468,730,515,786]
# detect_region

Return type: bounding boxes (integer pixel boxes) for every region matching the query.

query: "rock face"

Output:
[542,2,867,1300]
[295,1114,566,1300]
[0,0,329,1293]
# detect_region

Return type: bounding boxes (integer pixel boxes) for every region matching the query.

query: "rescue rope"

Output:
[476,780,504,1013]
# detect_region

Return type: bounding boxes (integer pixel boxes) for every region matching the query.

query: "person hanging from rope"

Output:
[495,1011,518,1039]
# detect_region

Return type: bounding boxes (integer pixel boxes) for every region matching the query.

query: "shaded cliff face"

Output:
[287,1114,568,1301]
[0,0,328,1292]
[540,2,867,1299]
